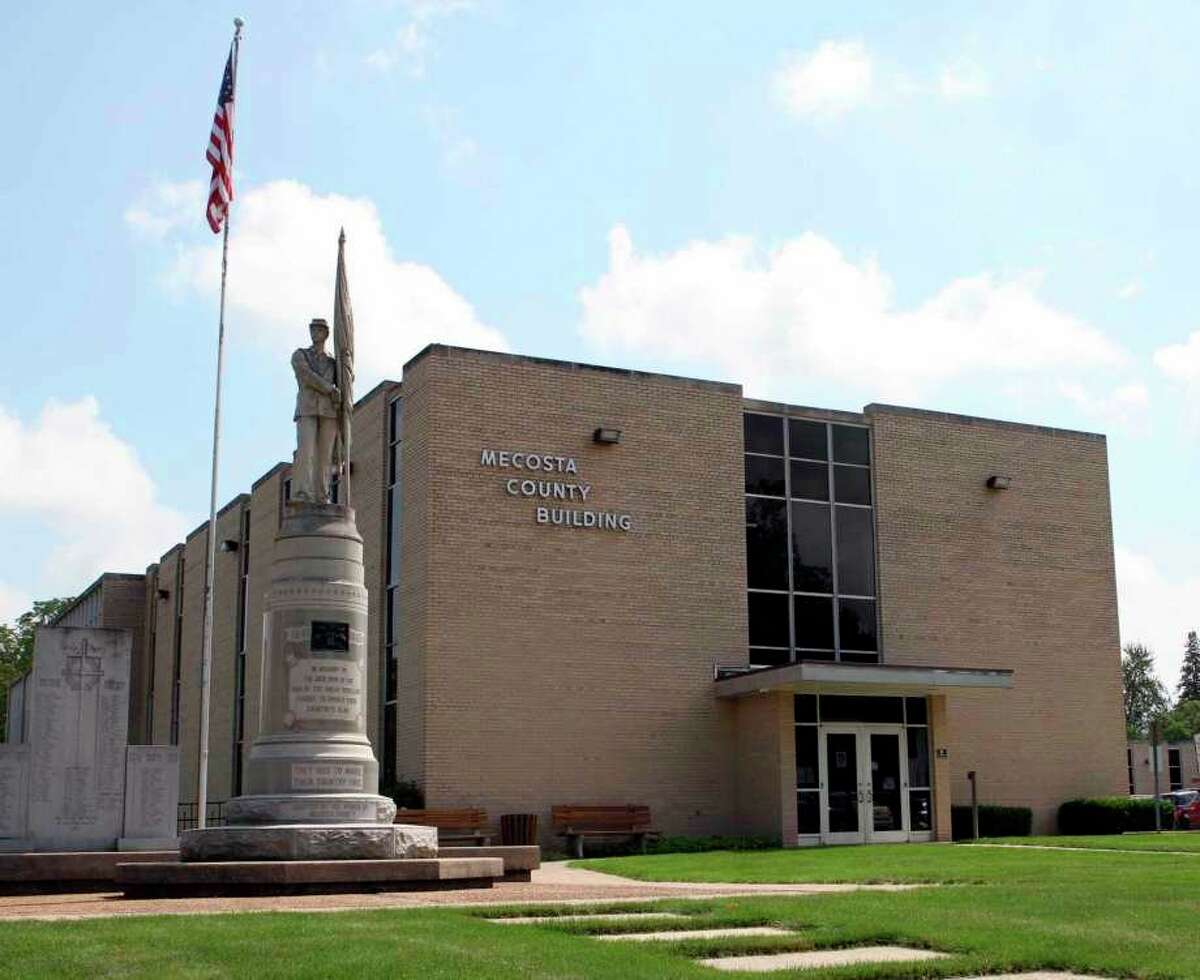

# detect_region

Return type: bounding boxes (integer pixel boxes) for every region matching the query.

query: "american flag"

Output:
[205,47,236,233]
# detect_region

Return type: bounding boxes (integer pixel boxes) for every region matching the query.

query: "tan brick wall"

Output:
[734,692,795,841]
[348,386,391,768]
[398,346,748,838]
[149,548,183,748]
[98,576,149,742]
[1129,741,1200,795]
[868,405,1128,832]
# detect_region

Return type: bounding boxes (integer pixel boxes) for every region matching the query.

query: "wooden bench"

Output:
[393,808,493,846]
[551,805,659,858]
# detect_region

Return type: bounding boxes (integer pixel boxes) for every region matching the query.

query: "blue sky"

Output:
[2,1,1197,688]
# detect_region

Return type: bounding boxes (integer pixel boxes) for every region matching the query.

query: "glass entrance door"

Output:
[819,726,909,844]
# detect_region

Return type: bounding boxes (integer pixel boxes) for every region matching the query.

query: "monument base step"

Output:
[119,837,181,852]
[438,845,541,881]
[117,856,504,897]
[181,823,438,862]
[0,850,178,893]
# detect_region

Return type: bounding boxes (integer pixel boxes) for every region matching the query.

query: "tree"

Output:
[1162,700,1200,743]
[1178,631,1200,703]
[0,597,74,741]
[1122,642,1170,740]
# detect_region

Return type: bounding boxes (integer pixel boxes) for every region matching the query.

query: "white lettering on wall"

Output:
[483,448,631,532]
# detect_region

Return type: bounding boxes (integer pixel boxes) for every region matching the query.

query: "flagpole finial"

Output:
[234,16,245,35]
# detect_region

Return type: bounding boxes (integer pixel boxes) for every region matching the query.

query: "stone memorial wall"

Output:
[26,627,131,851]
[120,746,180,849]
[0,744,31,850]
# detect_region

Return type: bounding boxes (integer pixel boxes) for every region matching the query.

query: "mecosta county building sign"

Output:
[479,449,633,532]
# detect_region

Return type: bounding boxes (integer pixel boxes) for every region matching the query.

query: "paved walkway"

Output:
[968,843,1199,856]
[0,862,922,922]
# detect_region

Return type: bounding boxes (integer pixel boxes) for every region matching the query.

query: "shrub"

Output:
[644,835,778,855]
[1057,796,1174,835]
[382,779,425,810]
[951,805,1033,840]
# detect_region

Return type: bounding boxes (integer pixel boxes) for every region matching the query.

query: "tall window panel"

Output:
[381,396,402,789]
[169,560,185,745]
[744,412,879,665]
[232,509,251,796]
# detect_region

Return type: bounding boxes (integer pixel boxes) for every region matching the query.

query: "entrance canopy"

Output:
[713,660,1013,700]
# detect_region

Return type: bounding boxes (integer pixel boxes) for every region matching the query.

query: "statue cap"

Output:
[309,317,329,329]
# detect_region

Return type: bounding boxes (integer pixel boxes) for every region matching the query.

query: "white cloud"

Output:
[0,398,188,596]
[938,59,990,101]
[1116,279,1144,300]
[1116,546,1200,692]
[0,582,32,626]
[129,179,507,387]
[366,0,476,78]
[1153,330,1200,428]
[579,225,1125,401]
[1058,380,1149,430]
[124,180,206,239]
[774,41,873,120]
[774,42,990,120]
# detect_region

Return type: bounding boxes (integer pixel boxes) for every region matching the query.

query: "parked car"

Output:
[1162,789,1200,829]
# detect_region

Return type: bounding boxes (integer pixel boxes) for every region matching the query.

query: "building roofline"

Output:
[185,492,250,543]
[251,461,289,492]
[48,572,146,626]
[742,398,866,425]
[865,403,1106,441]
[355,378,399,410]
[404,343,743,394]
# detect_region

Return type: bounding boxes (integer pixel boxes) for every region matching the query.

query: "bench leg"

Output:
[575,836,584,859]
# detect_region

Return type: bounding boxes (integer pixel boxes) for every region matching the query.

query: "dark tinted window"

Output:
[788,419,828,460]
[794,694,817,724]
[790,460,829,501]
[748,591,790,647]
[832,425,870,465]
[745,455,786,496]
[744,414,783,455]
[746,498,789,590]
[905,697,928,725]
[833,465,871,505]
[794,595,834,649]
[791,501,833,592]
[749,647,791,667]
[795,726,819,788]
[797,791,820,834]
[835,506,876,596]
[908,727,930,787]
[838,598,878,651]
[820,695,903,724]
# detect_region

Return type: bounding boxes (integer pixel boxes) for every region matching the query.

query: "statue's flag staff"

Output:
[196,16,244,831]
[333,229,355,506]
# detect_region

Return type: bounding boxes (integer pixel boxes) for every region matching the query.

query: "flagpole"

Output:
[197,16,243,832]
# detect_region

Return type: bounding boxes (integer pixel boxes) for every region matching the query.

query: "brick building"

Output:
[12,344,1129,843]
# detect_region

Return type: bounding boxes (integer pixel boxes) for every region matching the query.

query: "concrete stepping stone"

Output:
[489,911,689,924]
[948,975,1107,979]
[697,945,950,972]
[595,926,793,942]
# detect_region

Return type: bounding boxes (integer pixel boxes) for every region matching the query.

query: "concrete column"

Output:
[930,693,953,842]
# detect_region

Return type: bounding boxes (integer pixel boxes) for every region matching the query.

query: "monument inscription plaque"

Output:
[27,628,130,850]
[0,744,31,851]
[119,746,180,850]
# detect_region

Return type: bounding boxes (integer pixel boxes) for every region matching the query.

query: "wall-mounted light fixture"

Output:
[986,475,1012,490]
[220,539,240,553]
[156,588,170,601]
[593,427,622,445]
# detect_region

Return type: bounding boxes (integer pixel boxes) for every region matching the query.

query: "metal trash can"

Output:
[499,813,538,846]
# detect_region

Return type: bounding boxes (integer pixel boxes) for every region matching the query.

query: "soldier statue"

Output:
[291,317,342,503]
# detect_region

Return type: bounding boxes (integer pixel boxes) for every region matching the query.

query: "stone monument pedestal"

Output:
[129,501,495,896]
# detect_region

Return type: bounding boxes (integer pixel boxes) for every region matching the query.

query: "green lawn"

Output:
[974,832,1200,853]
[0,843,1197,978]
